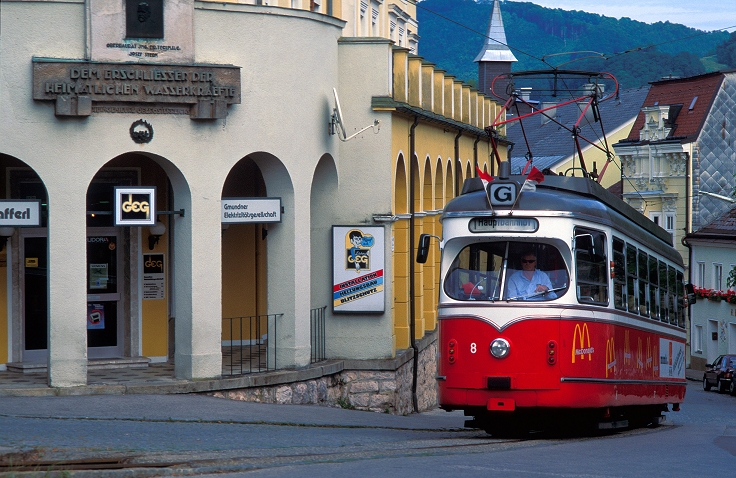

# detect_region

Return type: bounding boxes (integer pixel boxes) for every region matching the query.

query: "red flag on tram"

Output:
[521,166,545,192]
[476,166,493,188]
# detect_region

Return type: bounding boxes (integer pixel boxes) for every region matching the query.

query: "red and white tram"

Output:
[418,162,691,434]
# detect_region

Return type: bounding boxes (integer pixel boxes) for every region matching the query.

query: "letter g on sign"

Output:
[489,183,516,206]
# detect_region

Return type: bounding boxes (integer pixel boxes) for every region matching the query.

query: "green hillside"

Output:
[416,0,729,90]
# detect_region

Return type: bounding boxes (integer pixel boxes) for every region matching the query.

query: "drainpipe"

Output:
[683,150,692,368]
[408,115,420,413]
[473,135,481,174]
[454,130,463,196]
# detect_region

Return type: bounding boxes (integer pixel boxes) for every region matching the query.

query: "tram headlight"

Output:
[490,338,510,359]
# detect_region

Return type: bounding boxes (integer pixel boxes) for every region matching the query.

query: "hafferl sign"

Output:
[0,200,41,227]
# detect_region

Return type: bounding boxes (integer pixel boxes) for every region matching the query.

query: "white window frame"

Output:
[664,213,675,240]
[697,261,706,288]
[715,263,723,291]
[693,324,703,353]
[649,212,662,227]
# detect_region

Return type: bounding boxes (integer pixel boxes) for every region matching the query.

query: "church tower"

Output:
[475,0,517,99]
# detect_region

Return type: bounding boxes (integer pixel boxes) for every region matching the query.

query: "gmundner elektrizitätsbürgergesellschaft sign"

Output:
[221,198,281,224]
[0,200,42,227]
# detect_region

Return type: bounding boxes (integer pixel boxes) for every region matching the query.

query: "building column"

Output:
[46,185,88,387]
[173,187,222,380]
[268,185,309,368]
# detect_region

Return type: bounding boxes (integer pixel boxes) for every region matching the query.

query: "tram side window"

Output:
[638,250,649,316]
[659,260,669,322]
[668,266,677,325]
[676,271,685,328]
[626,244,637,312]
[574,228,608,305]
[649,255,659,319]
[612,237,627,311]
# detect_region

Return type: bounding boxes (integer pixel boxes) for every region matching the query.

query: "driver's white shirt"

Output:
[506,269,555,299]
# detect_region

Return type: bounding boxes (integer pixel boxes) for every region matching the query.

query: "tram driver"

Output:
[506,251,556,300]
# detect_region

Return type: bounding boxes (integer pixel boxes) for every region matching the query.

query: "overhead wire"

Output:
[415,3,735,192]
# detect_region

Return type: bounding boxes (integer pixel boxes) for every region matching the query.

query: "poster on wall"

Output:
[89,263,109,290]
[332,226,385,313]
[143,253,165,300]
[659,338,685,379]
[87,303,105,330]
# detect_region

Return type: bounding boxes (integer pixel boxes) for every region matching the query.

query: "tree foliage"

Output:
[417,0,727,89]
[716,31,736,67]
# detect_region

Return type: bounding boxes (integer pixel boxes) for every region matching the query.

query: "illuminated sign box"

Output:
[0,200,42,227]
[114,187,156,226]
[221,198,282,224]
[332,226,385,313]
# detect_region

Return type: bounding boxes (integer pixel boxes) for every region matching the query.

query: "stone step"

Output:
[6,357,150,374]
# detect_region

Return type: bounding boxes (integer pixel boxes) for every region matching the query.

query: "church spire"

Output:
[474,0,518,63]
[476,0,517,98]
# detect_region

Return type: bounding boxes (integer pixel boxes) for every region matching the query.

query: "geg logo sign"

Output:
[488,181,518,206]
[115,186,156,226]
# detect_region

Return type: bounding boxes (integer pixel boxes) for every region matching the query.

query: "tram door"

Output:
[86,230,124,358]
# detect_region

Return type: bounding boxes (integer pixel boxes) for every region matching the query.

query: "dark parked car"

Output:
[703,355,736,394]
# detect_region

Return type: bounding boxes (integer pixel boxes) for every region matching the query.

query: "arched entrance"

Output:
[83,154,176,362]
[220,155,271,373]
[1,151,188,376]
[0,154,49,366]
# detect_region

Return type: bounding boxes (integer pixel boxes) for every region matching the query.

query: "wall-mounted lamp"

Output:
[0,226,14,252]
[148,221,166,250]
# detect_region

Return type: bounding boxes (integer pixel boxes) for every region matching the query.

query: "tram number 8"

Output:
[470,343,476,354]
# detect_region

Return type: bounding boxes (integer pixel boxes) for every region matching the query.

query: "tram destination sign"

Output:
[32,59,241,118]
[469,217,538,233]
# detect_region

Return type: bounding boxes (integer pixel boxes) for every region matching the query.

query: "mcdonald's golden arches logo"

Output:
[572,323,594,363]
[605,337,616,377]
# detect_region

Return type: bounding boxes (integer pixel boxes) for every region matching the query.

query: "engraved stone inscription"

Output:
[33,60,240,118]
[33,60,241,105]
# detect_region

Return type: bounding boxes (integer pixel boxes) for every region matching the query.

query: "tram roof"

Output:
[443,174,682,266]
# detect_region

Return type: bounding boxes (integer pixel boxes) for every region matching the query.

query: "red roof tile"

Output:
[626,72,724,142]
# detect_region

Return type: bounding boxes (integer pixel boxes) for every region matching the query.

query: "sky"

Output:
[524,0,736,32]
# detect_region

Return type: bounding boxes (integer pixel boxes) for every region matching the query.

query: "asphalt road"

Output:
[0,381,733,477]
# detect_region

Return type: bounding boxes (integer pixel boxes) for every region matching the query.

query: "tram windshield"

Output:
[445,241,568,301]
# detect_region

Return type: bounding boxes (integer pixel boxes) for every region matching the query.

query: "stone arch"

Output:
[0,154,49,368]
[84,152,191,374]
[393,153,410,349]
[225,152,298,368]
[445,158,454,202]
[395,153,408,215]
[309,153,337,359]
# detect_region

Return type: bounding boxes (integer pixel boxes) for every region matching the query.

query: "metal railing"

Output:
[310,306,327,363]
[222,313,282,376]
